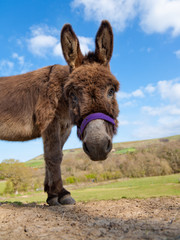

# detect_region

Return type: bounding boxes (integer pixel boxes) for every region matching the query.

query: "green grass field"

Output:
[115,147,136,154]
[0,174,179,203]
[24,158,44,168]
[72,174,180,201]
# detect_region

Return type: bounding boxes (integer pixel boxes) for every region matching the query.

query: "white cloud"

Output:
[118,91,131,99]
[119,78,180,105]
[72,0,138,31]
[157,78,180,103]
[12,53,33,74]
[145,84,156,94]
[12,53,25,65]
[27,25,63,57]
[28,34,59,57]
[118,77,180,140]
[174,50,180,59]
[132,89,144,98]
[158,116,180,127]
[0,60,14,76]
[133,116,180,140]
[121,100,136,107]
[142,105,180,116]
[27,25,93,58]
[132,120,143,125]
[72,0,180,36]
[30,25,59,37]
[118,88,144,99]
[78,36,94,55]
[139,0,180,37]
[53,43,63,57]
[119,119,129,126]
[0,53,33,76]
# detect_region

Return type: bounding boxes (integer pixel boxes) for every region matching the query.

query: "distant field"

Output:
[72,173,180,202]
[24,158,44,168]
[113,134,180,148]
[24,134,180,169]
[0,174,179,203]
[115,147,136,154]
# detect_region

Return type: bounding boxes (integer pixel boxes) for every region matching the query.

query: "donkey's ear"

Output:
[95,20,113,65]
[61,24,83,70]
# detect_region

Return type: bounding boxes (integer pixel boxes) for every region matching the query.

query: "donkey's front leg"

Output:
[42,119,75,206]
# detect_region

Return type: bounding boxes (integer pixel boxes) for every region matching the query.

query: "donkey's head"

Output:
[61,20,119,161]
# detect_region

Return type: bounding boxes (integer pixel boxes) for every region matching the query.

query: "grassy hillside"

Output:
[23,135,180,186]
[25,156,44,168]
[25,135,180,169]
[1,135,179,195]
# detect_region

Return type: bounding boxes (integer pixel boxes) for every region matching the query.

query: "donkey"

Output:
[0,20,119,205]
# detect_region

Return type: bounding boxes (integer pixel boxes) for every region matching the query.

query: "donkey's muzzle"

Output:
[83,135,112,161]
[82,118,114,160]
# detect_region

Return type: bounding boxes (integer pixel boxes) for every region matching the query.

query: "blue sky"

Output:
[0,0,180,162]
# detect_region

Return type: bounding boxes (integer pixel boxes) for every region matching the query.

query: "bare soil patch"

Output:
[0,197,180,240]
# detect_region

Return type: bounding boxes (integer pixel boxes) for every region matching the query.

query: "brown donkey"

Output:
[0,20,119,205]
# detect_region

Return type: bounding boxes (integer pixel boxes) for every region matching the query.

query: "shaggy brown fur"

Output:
[0,20,119,205]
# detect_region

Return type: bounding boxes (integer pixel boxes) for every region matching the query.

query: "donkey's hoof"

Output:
[47,196,60,206]
[58,194,76,205]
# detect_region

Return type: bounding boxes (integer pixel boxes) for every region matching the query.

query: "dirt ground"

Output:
[0,197,180,240]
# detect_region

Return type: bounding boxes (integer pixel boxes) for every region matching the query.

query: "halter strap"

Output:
[77,112,116,140]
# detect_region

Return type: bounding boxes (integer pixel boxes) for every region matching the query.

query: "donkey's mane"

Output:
[83,51,102,64]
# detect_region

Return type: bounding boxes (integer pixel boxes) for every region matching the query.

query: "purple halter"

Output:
[77,112,116,140]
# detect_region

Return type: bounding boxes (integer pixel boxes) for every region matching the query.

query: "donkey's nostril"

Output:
[105,139,112,153]
[83,142,89,154]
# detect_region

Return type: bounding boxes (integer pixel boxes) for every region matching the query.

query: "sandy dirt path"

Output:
[0,197,180,240]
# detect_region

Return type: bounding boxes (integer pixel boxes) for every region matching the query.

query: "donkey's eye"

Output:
[108,88,115,97]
